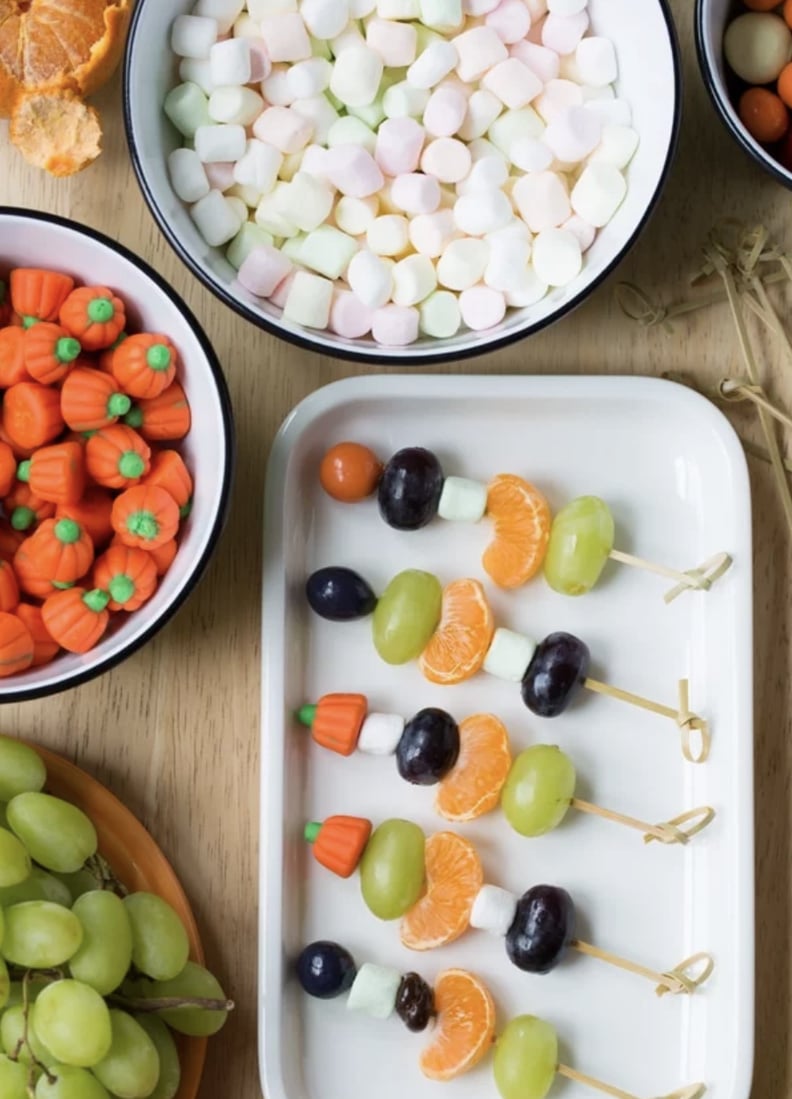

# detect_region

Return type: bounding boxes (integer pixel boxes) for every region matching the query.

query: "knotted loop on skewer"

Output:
[643,804,715,846]
[717,377,792,434]
[675,679,711,763]
[607,549,732,604]
[655,952,715,998]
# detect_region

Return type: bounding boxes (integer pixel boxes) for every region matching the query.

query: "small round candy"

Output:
[320,442,383,502]
[724,13,792,85]
[297,941,357,998]
[739,86,789,142]
[521,632,590,718]
[306,567,378,621]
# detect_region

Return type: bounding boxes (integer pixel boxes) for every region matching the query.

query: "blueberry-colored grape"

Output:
[297,941,357,999]
[521,632,590,718]
[396,708,460,786]
[505,885,575,974]
[396,972,435,1031]
[306,567,377,621]
[377,448,444,531]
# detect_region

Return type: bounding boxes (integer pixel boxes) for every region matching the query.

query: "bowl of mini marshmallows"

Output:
[123,0,680,363]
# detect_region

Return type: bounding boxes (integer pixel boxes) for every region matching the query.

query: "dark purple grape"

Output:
[297,941,357,999]
[396,708,460,785]
[505,885,575,974]
[377,448,444,531]
[521,632,590,717]
[396,972,435,1031]
[306,567,377,621]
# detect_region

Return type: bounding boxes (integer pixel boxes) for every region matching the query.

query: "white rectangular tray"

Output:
[259,375,753,1099]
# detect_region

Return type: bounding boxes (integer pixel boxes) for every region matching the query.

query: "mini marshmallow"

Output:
[234,13,264,35]
[350,0,377,15]
[299,225,359,278]
[347,964,401,1019]
[204,161,236,190]
[348,249,394,305]
[454,190,512,235]
[335,195,379,235]
[383,82,431,119]
[208,85,264,125]
[456,154,508,194]
[301,0,350,38]
[255,182,299,235]
[179,57,216,95]
[392,254,438,305]
[325,144,384,197]
[513,170,570,231]
[482,58,542,109]
[372,304,420,345]
[367,18,418,66]
[328,116,377,153]
[457,88,503,140]
[367,214,410,256]
[575,35,617,86]
[542,10,589,54]
[249,0,297,14]
[330,290,375,338]
[424,85,468,137]
[589,124,639,169]
[253,106,313,152]
[195,0,245,34]
[470,885,518,936]
[261,65,296,105]
[421,137,471,182]
[238,244,293,295]
[437,237,489,289]
[226,200,248,227]
[375,117,426,175]
[420,0,464,31]
[409,209,457,256]
[486,0,531,44]
[488,107,543,158]
[391,172,441,214]
[438,475,487,520]
[191,189,243,246]
[484,225,532,290]
[543,104,602,161]
[483,627,537,680]
[510,40,560,81]
[584,96,632,126]
[510,136,553,171]
[269,270,296,306]
[291,94,340,143]
[459,285,506,329]
[195,122,247,162]
[531,226,582,285]
[347,99,386,129]
[164,83,213,138]
[249,38,273,80]
[377,0,420,17]
[407,40,459,88]
[300,142,332,176]
[330,22,365,54]
[329,45,383,107]
[228,182,264,207]
[286,57,332,98]
[171,14,219,59]
[283,270,335,326]
[547,0,587,12]
[534,77,583,123]
[464,0,500,13]
[233,139,283,193]
[562,214,596,251]
[259,13,311,61]
[280,171,335,230]
[226,222,274,269]
[357,712,405,754]
[452,26,508,82]
[209,37,251,85]
[419,289,462,336]
[570,163,626,227]
[168,147,210,203]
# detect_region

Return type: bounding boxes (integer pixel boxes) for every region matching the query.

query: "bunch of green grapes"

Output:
[0,735,232,1099]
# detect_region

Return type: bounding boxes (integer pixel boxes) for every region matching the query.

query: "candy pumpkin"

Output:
[15,603,60,667]
[142,450,193,509]
[86,424,151,489]
[13,539,73,601]
[0,327,28,387]
[0,612,34,676]
[59,286,126,351]
[3,382,65,449]
[0,522,24,562]
[125,382,191,441]
[98,332,127,374]
[41,588,110,654]
[111,485,179,550]
[9,269,74,327]
[61,366,132,432]
[18,441,85,505]
[93,544,158,612]
[27,517,94,584]
[4,481,56,532]
[304,815,372,878]
[111,333,177,400]
[23,322,81,384]
[57,486,115,551]
[143,537,178,577]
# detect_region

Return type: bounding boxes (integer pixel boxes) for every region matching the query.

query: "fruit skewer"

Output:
[306,569,712,762]
[297,698,714,842]
[319,442,731,602]
[303,819,714,998]
[296,939,705,1099]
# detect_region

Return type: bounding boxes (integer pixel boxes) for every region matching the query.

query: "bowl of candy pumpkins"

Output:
[0,207,234,701]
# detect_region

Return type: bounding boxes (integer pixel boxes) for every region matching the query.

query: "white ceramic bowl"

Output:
[0,208,234,701]
[123,0,681,364]
[696,0,792,189]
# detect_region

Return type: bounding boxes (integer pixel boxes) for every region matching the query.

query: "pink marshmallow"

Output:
[463,0,500,14]
[248,38,272,82]
[259,13,312,62]
[541,10,589,54]
[252,106,313,152]
[330,290,375,338]
[486,0,531,44]
[324,144,385,197]
[366,18,418,67]
[509,41,560,82]
[372,304,420,346]
[269,269,297,308]
[459,285,506,330]
[390,172,442,214]
[481,58,542,108]
[375,117,426,176]
[238,245,294,297]
[423,85,468,137]
[421,137,471,183]
[204,161,236,191]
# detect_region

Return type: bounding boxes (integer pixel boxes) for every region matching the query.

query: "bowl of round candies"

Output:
[124,0,680,362]
[0,208,233,701]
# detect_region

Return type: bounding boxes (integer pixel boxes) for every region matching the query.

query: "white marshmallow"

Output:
[510,41,559,81]
[367,214,410,256]
[420,0,464,31]
[209,37,251,85]
[194,122,247,162]
[179,57,216,95]
[407,40,459,88]
[301,0,350,38]
[584,96,632,126]
[164,83,213,137]
[409,209,457,257]
[366,18,418,65]
[541,10,589,53]
[300,142,332,176]
[484,226,531,291]
[259,13,312,61]
[505,266,549,305]
[454,190,512,235]
[482,58,542,109]
[424,85,468,137]
[392,254,438,305]
[486,0,531,44]
[438,476,487,520]
[372,304,420,345]
[376,0,420,17]
[470,884,518,936]
[238,243,293,295]
[262,65,296,105]
[228,182,264,207]
[226,222,275,269]
[457,88,503,140]
[348,250,394,306]
[168,147,210,203]
[535,77,583,123]
[456,154,508,195]
[419,290,462,337]
[452,26,508,82]
[286,57,332,98]
[350,0,377,14]
[421,137,471,183]
[249,0,297,13]
[510,136,553,171]
[383,82,430,119]
[488,107,544,159]
[208,85,264,125]
[347,99,386,129]
[543,105,602,161]
[283,270,335,326]
[483,627,537,680]
[195,0,245,34]
[580,82,614,103]
[357,712,405,755]
[547,0,587,12]
[191,189,244,246]
[347,964,401,1018]
[171,14,219,58]
[391,173,441,214]
[464,0,500,13]
[459,285,505,329]
[330,45,384,106]
[234,13,264,35]
[570,163,626,227]
[255,182,299,235]
[531,227,582,285]
[330,22,365,54]
[589,124,639,169]
[233,139,283,193]
[562,214,596,252]
[575,35,617,86]
[253,106,313,153]
[279,171,335,231]
[437,237,489,290]
[335,195,379,235]
[327,116,377,153]
[291,95,340,144]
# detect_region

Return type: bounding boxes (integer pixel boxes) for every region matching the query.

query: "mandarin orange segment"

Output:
[418,577,494,685]
[482,474,551,590]
[400,831,483,951]
[419,969,496,1081]
[435,713,512,822]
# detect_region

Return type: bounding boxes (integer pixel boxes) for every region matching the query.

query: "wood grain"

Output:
[0,2,787,1094]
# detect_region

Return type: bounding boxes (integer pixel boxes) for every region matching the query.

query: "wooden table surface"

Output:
[0,1,788,1094]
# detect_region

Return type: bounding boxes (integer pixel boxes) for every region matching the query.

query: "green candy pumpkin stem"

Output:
[55,337,80,364]
[125,510,159,541]
[297,704,318,728]
[118,451,145,480]
[83,589,110,613]
[304,821,322,843]
[146,344,172,372]
[87,297,116,324]
[107,392,131,417]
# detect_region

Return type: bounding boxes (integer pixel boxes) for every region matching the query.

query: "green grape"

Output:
[141,961,229,1036]
[372,569,442,664]
[494,1015,558,1099]
[92,1011,159,1099]
[54,868,100,903]
[359,818,425,919]
[501,746,576,837]
[1,1004,57,1067]
[1,902,83,969]
[543,496,615,596]
[0,1052,28,1099]
[134,1015,180,1099]
[69,892,133,996]
[6,794,97,874]
[0,868,72,909]
[123,894,189,982]
[32,980,112,1067]
[0,957,8,1009]
[0,736,47,801]
[34,1064,110,1099]
[0,827,32,887]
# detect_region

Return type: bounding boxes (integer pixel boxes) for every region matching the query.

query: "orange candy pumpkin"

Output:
[0,522,24,562]
[19,441,85,505]
[61,366,132,432]
[23,322,81,385]
[85,425,151,490]
[93,544,158,611]
[10,269,74,327]
[4,481,56,533]
[305,815,372,879]
[27,517,94,584]
[111,333,177,399]
[125,382,191,442]
[3,382,65,450]
[57,486,115,551]
[15,603,60,667]
[142,450,192,509]
[111,485,179,550]
[143,537,178,577]
[13,539,72,601]
[41,588,110,654]
[0,327,28,387]
[59,287,126,351]
[0,612,34,676]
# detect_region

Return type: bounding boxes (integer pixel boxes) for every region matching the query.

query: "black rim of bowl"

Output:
[122,0,683,366]
[695,0,792,190]
[0,206,235,702]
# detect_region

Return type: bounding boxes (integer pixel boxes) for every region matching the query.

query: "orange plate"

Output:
[34,744,207,1099]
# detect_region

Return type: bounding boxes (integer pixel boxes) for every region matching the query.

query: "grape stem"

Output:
[10,970,57,1090]
[109,993,236,1013]
[608,548,732,604]
[582,677,711,763]
[569,941,715,996]
[569,798,715,845]
[84,852,129,896]
[556,1064,706,1099]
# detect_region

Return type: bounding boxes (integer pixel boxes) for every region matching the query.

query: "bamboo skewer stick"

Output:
[570,941,714,997]
[569,798,715,845]
[556,1065,706,1099]
[608,549,732,604]
[583,678,710,763]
